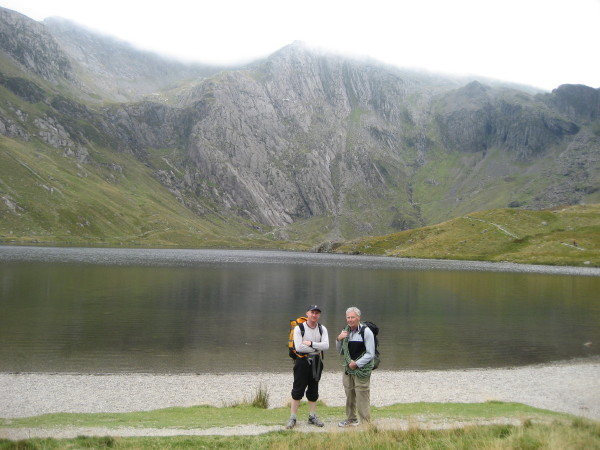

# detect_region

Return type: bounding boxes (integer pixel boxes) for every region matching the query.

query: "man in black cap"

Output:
[286,305,329,429]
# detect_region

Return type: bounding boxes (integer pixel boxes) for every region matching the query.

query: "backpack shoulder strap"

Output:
[318,323,323,336]
[359,324,366,339]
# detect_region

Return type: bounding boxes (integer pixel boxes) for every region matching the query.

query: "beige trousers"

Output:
[342,371,371,423]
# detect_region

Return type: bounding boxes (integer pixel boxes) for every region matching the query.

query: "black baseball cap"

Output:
[307,305,322,312]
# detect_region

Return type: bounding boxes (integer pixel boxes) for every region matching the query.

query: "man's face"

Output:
[307,309,321,322]
[346,311,360,329]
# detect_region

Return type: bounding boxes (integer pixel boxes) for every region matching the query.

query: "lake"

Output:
[1,246,598,373]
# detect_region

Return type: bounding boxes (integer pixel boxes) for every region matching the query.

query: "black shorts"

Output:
[291,357,320,401]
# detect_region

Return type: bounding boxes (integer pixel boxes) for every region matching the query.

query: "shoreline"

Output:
[1,245,599,275]
[3,355,599,377]
[2,359,599,420]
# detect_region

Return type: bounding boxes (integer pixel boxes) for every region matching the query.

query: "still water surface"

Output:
[1,246,599,373]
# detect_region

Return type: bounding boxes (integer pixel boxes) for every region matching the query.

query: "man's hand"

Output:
[349,360,358,369]
[302,340,312,347]
[337,330,348,341]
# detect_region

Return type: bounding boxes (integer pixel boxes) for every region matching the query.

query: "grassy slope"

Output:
[0,135,285,249]
[333,204,600,267]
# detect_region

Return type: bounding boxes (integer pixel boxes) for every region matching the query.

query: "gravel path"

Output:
[2,359,598,419]
[1,418,530,440]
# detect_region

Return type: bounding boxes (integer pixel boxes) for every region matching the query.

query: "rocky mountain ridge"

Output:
[0,6,598,244]
[43,17,223,103]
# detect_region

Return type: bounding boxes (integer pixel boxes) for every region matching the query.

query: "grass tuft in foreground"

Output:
[250,385,269,409]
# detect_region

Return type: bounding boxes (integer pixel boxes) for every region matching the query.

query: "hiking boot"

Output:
[285,417,297,429]
[308,414,324,427]
[338,419,359,427]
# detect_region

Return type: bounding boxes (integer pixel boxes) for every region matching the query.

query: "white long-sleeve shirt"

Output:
[293,322,329,354]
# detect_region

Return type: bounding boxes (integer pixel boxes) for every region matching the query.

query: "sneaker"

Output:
[285,417,297,429]
[338,419,359,427]
[308,414,324,427]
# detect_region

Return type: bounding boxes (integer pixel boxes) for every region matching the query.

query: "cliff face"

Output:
[0,8,74,83]
[436,81,580,159]
[543,84,600,122]
[183,45,404,226]
[0,7,598,241]
[174,45,444,229]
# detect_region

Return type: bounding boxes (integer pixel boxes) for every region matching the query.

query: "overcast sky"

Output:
[2,0,599,90]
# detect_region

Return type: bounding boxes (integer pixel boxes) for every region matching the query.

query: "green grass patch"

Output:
[0,402,571,430]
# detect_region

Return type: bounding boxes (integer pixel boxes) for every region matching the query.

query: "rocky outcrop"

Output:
[0,74,46,103]
[436,81,579,158]
[313,240,343,253]
[435,81,494,152]
[534,130,600,207]
[1,194,24,215]
[543,84,600,122]
[26,113,89,163]
[100,102,185,152]
[0,7,74,84]
[0,108,29,140]
[492,97,579,159]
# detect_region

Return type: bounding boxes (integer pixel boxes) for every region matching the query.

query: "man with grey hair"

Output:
[336,306,375,426]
